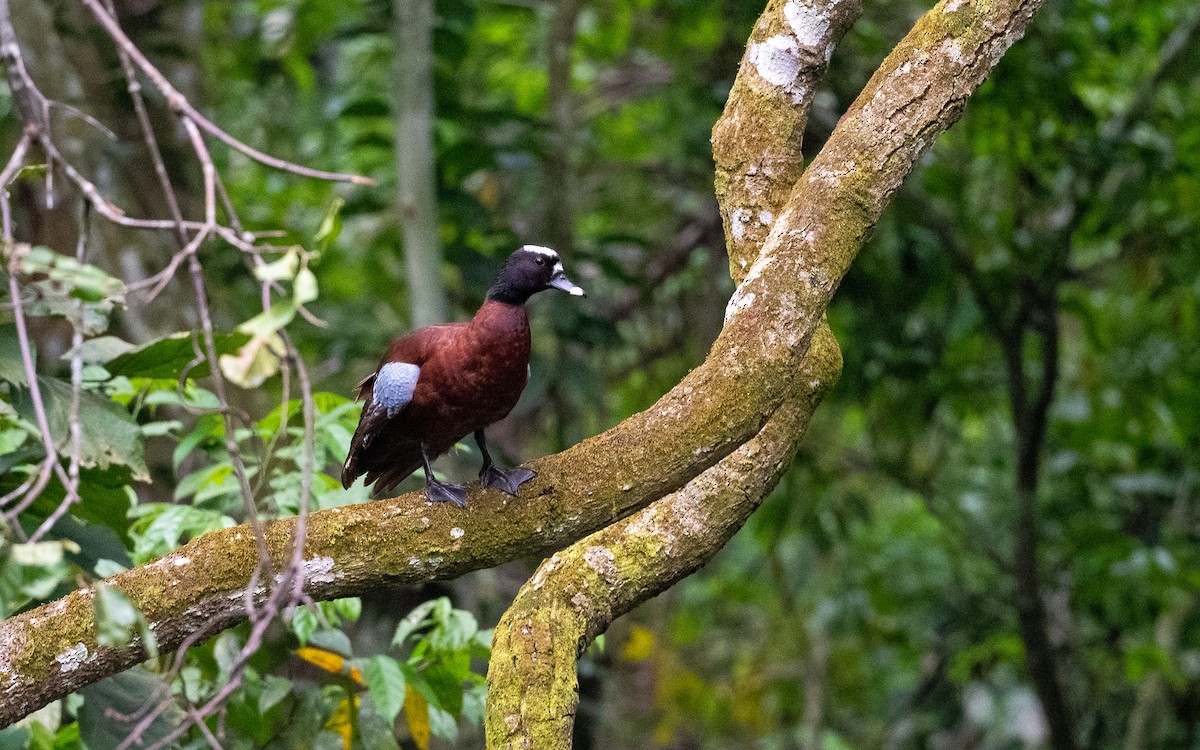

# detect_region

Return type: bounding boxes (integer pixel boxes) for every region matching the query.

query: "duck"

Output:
[340,245,586,507]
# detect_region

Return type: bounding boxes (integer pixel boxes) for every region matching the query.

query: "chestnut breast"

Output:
[403,300,530,444]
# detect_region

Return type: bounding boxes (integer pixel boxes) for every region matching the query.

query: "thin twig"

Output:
[29,203,91,541]
[79,0,374,187]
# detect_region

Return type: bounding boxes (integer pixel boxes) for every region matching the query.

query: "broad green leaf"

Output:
[9,540,77,567]
[237,303,297,339]
[7,245,125,334]
[9,377,148,480]
[65,336,136,366]
[0,324,33,386]
[93,584,139,649]
[78,669,183,750]
[363,655,406,724]
[127,503,236,563]
[105,331,250,380]
[392,600,439,648]
[258,675,294,714]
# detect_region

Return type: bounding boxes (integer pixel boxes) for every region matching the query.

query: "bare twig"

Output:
[79,0,374,187]
[28,203,91,542]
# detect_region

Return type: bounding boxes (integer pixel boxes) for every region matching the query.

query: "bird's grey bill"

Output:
[548,272,586,297]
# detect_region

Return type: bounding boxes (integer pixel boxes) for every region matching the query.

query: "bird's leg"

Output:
[476,430,535,496]
[420,441,469,507]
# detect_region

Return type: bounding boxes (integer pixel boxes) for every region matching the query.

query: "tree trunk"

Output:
[392,0,448,327]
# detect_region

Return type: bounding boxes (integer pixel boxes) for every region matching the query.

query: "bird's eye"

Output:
[535,257,545,266]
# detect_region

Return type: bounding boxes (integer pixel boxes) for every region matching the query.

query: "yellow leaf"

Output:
[404,684,431,750]
[295,646,366,687]
[621,625,655,662]
[324,695,359,750]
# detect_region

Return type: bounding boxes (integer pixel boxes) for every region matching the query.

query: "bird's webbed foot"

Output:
[479,465,536,496]
[424,477,470,507]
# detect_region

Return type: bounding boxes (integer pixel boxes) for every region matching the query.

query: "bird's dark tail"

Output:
[342,436,424,494]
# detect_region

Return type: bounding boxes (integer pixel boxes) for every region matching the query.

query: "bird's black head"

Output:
[486,245,586,305]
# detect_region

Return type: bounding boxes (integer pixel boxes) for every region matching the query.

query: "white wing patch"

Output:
[373,362,420,418]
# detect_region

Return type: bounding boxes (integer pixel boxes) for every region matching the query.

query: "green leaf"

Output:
[127,503,236,563]
[64,337,136,366]
[259,675,294,714]
[392,600,439,648]
[7,245,125,334]
[426,704,458,743]
[79,669,183,750]
[14,164,47,181]
[105,331,250,381]
[292,604,319,645]
[93,583,157,659]
[237,304,297,338]
[9,541,76,567]
[363,655,407,725]
[314,198,345,253]
[0,324,33,386]
[93,583,137,649]
[10,377,148,481]
[331,597,362,622]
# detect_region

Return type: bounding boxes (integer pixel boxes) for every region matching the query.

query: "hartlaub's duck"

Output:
[340,245,585,506]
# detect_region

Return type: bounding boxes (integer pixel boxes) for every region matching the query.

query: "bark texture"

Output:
[0,0,1045,729]
[484,324,842,749]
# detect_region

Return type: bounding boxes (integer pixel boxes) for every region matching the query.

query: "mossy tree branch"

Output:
[484,1,859,745]
[484,324,843,749]
[485,0,1048,743]
[0,0,1044,729]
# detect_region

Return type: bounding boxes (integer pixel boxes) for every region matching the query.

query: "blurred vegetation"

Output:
[0,0,1198,748]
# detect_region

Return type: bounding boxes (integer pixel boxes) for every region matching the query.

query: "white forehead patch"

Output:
[521,244,559,260]
[374,362,420,418]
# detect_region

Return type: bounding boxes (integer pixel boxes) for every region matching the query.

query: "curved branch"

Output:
[483,2,859,745]
[0,0,1045,728]
[484,322,842,749]
[713,0,862,280]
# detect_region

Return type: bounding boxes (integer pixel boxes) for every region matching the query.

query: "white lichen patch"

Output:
[758,210,775,226]
[724,291,756,323]
[583,546,618,584]
[749,35,801,87]
[301,556,341,586]
[530,554,563,590]
[55,643,90,673]
[939,38,965,65]
[173,556,190,567]
[784,0,831,46]
[450,527,465,540]
[571,592,591,611]
[943,0,968,12]
[729,207,751,241]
